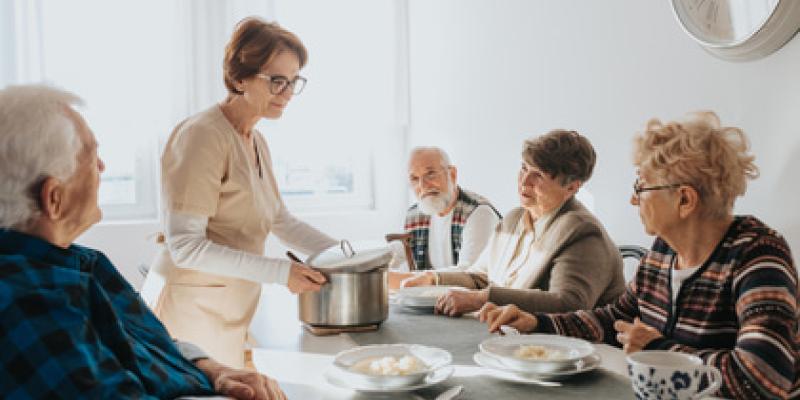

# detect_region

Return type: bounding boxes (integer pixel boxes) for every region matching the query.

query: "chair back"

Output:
[619,245,647,282]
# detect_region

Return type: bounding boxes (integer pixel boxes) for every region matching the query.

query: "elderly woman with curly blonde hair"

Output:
[478,112,799,399]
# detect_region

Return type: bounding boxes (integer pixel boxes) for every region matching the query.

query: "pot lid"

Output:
[307,240,392,273]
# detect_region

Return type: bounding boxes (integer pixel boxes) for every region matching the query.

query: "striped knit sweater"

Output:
[535,216,799,399]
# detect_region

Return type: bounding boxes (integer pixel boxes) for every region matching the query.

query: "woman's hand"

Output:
[286,262,326,294]
[613,318,662,353]
[478,303,538,334]
[435,289,488,317]
[399,271,436,288]
[195,358,286,400]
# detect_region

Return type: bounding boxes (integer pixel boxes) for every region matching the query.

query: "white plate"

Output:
[325,365,454,393]
[479,334,595,374]
[395,286,466,307]
[390,293,435,312]
[332,344,452,389]
[473,351,601,382]
[393,301,436,312]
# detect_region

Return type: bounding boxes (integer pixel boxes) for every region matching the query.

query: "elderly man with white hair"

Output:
[389,147,500,279]
[0,84,286,399]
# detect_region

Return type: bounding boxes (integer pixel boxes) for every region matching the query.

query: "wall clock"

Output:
[671,0,800,61]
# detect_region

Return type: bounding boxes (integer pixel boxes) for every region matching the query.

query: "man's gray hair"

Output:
[0,84,84,228]
[408,146,452,168]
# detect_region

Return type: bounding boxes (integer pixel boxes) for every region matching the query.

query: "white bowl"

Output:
[325,365,455,393]
[479,334,595,374]
[332,344,452,389]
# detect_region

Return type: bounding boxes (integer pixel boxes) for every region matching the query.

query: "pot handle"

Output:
[340,239,355,258]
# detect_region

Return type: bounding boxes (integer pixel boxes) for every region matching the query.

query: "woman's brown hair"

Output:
[223,17,308,95]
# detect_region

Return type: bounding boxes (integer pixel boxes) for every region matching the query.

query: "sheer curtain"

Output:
[4,0,276,220]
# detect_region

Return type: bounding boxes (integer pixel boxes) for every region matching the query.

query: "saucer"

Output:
[473,351,600,382]
[324,365,454,393]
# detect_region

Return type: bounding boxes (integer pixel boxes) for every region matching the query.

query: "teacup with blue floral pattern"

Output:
[627,351,722,400]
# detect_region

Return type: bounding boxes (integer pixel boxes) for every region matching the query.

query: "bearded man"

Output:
[394,147,501,272]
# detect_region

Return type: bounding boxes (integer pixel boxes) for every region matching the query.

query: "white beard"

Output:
[419,194,449,215]
[418,181,454,216]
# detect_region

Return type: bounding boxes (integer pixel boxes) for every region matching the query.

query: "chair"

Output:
[619,245,647,260]
[618,245,647,282]
[385,232,417,271]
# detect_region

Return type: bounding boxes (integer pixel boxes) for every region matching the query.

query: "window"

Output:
[254,0,399,212]
[272,154,374,211]
[3,0,397,220]
[9,0,177,220]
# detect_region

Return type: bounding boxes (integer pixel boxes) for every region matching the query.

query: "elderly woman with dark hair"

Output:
[479,112,799,399]
[401,129,625,317]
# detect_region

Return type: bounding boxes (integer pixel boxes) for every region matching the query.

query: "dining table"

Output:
[251,293,635,400]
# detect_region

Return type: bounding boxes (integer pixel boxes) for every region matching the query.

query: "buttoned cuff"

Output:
[175,340,209,362]
[644,337,674,351]
[532,313,556,333]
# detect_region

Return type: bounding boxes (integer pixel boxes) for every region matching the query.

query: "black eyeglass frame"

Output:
[632,178,683,197]
[255,73,307,95]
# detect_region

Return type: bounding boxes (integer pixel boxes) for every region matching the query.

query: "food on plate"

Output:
[351,355,427,376]
[513,344,565,361]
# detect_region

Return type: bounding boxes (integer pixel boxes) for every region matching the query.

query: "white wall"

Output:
[0,2,13,84]
[406,0,800,254]
[78,0,800,289]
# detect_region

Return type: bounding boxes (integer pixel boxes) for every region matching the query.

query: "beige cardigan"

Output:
[438,197,624,314]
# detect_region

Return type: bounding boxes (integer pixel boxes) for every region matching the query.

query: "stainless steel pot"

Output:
[298,241,391,327]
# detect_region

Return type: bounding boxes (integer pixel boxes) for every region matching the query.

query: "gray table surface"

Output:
[342,305,634,399]
[250,286,636,400]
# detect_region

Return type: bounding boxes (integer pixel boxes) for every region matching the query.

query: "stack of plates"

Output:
[475,334,601,383]
[393,286,465,311]
[325,344,454,393]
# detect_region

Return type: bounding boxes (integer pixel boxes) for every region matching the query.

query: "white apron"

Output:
[152,105,282,368]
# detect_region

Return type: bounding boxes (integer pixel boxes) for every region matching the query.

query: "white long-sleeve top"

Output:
[389,204,500,271]
[165,207,338,285]
[429,204,500,269]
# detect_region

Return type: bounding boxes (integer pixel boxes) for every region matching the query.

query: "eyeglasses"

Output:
[632,178,682,198]
[255,73,307,95]
[409,168,447,185]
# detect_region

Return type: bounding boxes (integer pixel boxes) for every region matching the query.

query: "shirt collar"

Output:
[0,229,93,271]
[522,198,569,235]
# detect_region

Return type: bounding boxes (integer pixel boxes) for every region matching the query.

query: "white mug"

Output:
[627,351,722,400]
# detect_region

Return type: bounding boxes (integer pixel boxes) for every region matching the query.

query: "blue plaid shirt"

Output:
[0,229,214,399]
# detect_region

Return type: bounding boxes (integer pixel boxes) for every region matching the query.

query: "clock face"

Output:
[673,0,780,45]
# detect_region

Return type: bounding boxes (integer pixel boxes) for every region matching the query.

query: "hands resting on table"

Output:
[400,273,663,353]
[195,358,287,400]
[400,273,489,317]
[434,289,489,317]
[476,303,663,354]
